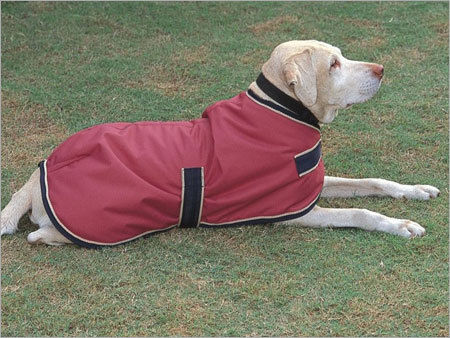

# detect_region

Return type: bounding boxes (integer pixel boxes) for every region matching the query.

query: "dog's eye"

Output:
[330,59,340,69]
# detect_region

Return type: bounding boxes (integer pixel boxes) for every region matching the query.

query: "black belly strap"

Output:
[179,167,204,228]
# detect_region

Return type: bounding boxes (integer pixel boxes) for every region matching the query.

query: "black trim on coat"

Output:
[199,194,320,229]
[39,161,103,249]
[247,89,320,130]
[255,73,320,129]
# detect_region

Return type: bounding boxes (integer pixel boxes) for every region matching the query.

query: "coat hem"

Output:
[199,193,320,229]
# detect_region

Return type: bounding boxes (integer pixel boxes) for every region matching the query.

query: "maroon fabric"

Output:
[42,91,324,246]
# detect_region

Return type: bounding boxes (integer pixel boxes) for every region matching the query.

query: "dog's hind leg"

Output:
[1,169,40,236]
[27,226,72,246]
[27,169,72,246]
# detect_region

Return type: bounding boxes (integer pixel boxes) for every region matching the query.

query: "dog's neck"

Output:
[248,79,285,106]
[248,72,340,124]
[248,73,320,128]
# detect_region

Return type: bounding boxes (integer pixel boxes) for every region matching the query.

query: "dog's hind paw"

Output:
[27,228,70,246]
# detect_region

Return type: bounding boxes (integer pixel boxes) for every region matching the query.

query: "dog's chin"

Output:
[348,80,381,107]
[344,89,380,109]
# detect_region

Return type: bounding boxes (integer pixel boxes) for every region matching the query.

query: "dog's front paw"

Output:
[412,185,440,199]
[384,218,426,238]
[392,184,440,200]
[398,220,426,238]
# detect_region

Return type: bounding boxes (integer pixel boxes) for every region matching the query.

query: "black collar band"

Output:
[256,73,320,128]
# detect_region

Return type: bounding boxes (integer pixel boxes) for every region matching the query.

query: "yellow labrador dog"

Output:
[1,40,440,246]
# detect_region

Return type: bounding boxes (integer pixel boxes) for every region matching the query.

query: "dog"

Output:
[1,40,440,247]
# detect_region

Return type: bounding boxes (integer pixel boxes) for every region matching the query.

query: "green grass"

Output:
[1,1,448,336]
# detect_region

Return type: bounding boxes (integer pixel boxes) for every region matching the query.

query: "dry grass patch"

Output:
[169,324,190,336]
[1,96,69,172]
[86,16,124,33]
[379,47,428,70]
[240,48,268,67]
[321,127,354,156]
[345,36,387,54]
[343,17,381,30]
[28,1,57,14]
[431,21,449,46]
[344,273,449,336]
[124,46,210,96]
[165,290,212,336]
[363,108,396,129]
[423,9,449,47]
[172,45,209,65]
[124,63,199,96]
[432,21,449,37]
[249,15,298,36]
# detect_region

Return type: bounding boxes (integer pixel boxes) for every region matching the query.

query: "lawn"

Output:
[1,1,448,336]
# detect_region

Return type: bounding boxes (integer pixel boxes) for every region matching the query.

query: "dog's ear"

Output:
[282,49,317,107]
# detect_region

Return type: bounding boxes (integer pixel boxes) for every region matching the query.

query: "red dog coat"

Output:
[39,74,324,248]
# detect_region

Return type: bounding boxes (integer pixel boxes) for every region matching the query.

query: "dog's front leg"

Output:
[286,205,425,238]
[321,176,440,200]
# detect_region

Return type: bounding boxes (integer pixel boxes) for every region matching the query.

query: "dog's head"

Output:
[262,40,383,123]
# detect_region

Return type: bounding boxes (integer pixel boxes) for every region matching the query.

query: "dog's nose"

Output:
[371,64,384,80]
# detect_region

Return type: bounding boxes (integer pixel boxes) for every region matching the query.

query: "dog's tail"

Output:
[1,169,39,236]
